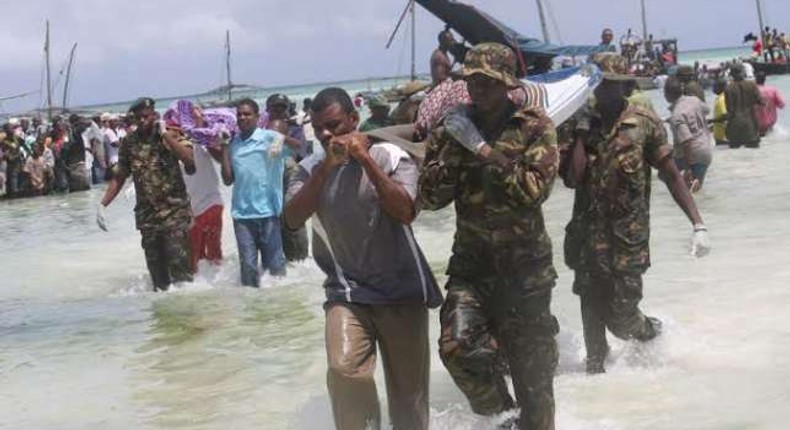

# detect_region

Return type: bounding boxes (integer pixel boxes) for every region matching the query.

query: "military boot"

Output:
[634,316,662,342]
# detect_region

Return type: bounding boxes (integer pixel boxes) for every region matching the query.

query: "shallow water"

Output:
[3,74,790,429]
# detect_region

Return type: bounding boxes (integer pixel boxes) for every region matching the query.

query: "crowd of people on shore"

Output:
[0,114,133,198]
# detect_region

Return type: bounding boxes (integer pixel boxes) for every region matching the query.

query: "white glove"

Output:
[268,133,285,158]
[217,127,231,146]
[444,109,486,154]
[690,224,710,258]
[96,204,108,232]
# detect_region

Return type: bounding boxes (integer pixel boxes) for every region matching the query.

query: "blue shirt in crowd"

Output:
[230,128,290,219]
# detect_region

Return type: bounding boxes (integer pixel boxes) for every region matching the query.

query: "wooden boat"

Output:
[746,0,790,76]
[748,60,790,76]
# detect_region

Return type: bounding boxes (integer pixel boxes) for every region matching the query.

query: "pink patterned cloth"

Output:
[414,78,547,139]
[755,85,785,133]
[163,99,270,146]
[415,79,470,138]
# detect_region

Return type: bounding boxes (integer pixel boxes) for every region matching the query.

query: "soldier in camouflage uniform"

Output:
[97,97,196,291]
[560,53,710,374]
[419,43,560,430]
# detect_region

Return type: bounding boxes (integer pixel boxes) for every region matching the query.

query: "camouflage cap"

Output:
[462,42,520,88]
[399,80,430,97]
[129,97,155,113]
[591,52,634,81]
[367,96,390,109]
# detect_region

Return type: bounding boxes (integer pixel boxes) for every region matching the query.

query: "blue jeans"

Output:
[233,217,286,287]
[92,163,106,184]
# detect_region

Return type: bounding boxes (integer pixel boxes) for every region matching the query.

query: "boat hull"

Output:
[749,61,790,76]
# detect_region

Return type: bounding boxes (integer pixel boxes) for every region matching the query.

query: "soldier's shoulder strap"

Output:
[515,105,555,142]
[626,104,663,128]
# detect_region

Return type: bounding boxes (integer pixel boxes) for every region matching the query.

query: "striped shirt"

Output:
[286,143,442,307]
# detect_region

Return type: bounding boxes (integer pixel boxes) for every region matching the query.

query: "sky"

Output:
[1,0,788,114]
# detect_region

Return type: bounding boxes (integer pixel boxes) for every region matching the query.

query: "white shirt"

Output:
[743,62,755,80]
[181,144,223,215]
[82,122,103,169]
[103,127,120,165]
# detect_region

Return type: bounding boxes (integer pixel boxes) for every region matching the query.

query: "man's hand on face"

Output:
[338,132,370,161]
[323,136,350,168]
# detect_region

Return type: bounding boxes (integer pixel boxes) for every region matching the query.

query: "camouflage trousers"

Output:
[439,277,559,430]
[140,226,193,291]
[573,270,656,369]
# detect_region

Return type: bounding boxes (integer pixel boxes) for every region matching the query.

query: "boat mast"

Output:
[62,42,77,110]
[226,30,232,102]
[756,0,766,37]
[640,0,648,41]
[385,0,417,80]
[536,0,551,43]
[45,20,53,121]
[410,0,416,81]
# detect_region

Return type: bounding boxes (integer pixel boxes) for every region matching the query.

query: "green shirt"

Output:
[420,105,559,288]
[116,129,192,231]
[563,104,672,275]
[359,117,394,132]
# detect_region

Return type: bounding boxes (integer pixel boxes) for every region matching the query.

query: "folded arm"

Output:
[418,129,464,210]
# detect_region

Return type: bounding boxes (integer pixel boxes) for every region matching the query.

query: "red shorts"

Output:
[189,204,223,272]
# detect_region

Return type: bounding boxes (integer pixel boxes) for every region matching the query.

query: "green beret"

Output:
[128,97,155,113]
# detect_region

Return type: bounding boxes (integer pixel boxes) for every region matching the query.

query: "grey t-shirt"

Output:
[286,143,442,308]
[669,95,713,165]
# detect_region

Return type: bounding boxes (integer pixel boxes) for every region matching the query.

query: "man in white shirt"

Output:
[103,115,121,175]
[83,117,104,184]
[168,117,225,273]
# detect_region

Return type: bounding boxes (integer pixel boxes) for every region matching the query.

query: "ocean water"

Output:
[85,47,754,116]
[2,51,790,429]
[83,75,424,116]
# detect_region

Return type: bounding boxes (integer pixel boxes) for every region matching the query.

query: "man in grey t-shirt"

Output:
[284,88,441,430]
[664,77,713,192]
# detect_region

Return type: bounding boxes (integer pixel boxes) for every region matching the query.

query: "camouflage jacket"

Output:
[1,136,23,167]
[116,130,192,231]
[419,105,559,288]
[562,104,672,275]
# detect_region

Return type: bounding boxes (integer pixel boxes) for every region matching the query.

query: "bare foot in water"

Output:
[689,178,701,193]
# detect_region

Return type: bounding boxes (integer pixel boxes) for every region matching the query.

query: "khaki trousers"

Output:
[325,302,429,430]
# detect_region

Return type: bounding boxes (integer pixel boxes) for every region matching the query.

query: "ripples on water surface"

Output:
[3,77,790,429]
